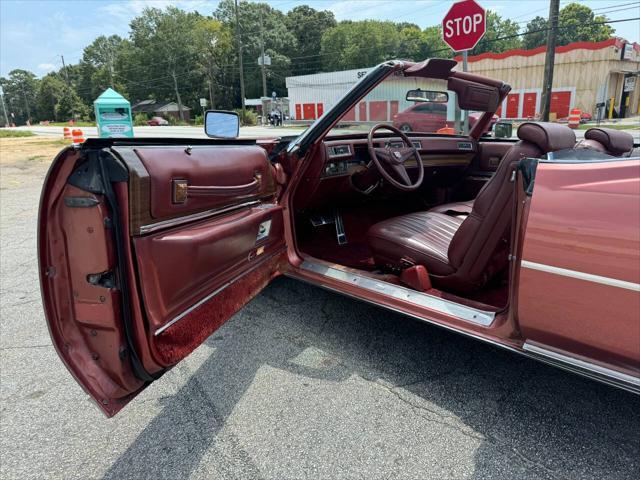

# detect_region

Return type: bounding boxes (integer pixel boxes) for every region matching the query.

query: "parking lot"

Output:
[1,137,639,479]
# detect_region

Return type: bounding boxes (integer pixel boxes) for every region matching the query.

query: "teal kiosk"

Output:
[94,88,134,138]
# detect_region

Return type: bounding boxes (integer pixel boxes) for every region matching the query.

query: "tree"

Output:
[129,7,203,120]
[193,18,233,109]
[79,35,130,102]
[320,20,403,71]
[0,69,39,124]
[522,3,615,50]
[470,11,521,56]
[285,6,336,75]
[215,0,298,98]
[522,16,548,50]
[37,74,66,121]
[422,25,453,59]
[55,87,89,121]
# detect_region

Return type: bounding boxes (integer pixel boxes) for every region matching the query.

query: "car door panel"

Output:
[134,204,285,339]
[39,142,287,416]
[518,160,640,371]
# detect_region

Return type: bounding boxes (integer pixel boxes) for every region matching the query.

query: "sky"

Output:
[1,0,638,78]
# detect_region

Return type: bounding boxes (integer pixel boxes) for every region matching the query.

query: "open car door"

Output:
[38,139,288,416]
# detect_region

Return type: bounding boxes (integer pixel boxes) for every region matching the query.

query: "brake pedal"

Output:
[334,210,348,245]
[309,213,334,227]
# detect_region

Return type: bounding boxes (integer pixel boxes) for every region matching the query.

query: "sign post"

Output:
[442,0,486,134]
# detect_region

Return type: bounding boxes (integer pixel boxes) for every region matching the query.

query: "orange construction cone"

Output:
[568,108,581,129]
[71,129,85,144]
[63,127,72,140]
[436,123,455,135]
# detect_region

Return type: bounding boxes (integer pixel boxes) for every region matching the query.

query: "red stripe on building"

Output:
[455,38,627,63]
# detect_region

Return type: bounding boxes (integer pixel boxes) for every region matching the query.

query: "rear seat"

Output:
[575,127,635,157]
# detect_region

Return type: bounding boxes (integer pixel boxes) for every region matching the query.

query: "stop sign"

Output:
[442,0,486,52]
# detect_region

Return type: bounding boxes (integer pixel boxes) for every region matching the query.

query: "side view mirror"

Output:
[205,110,240,138]
[406,89,449,103]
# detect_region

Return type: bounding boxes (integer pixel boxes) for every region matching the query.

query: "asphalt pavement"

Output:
[1,141,639,480]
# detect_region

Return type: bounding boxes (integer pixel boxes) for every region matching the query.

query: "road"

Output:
[11,123,640,142]
[12,124,305,139]
[1,138,639,480]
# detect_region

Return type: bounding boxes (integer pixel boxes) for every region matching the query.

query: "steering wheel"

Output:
[367,124,424,191]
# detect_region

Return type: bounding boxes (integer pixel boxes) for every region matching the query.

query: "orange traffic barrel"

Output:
[63,127,72,140]
[436,124,455,135]
[71,129,85,144]
[568,108,581,129]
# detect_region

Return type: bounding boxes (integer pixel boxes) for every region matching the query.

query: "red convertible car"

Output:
[38,58,639,416]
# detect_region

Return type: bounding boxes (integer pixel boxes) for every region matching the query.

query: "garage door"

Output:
[303,103,316,120]
[506,93,520,118]
[550,91,571,119]
[369,101,388,121]
[522,92,537,118]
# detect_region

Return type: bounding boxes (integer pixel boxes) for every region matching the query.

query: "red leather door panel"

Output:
[134,204,284,337]
[133,146,275,220]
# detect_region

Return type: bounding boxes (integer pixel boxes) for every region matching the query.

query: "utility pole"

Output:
[260,15,267,98]
[540,0,560,122]
[234,0,246,111]
[0,87,10,127]
[462,51,469,135]
[60,54,71,88]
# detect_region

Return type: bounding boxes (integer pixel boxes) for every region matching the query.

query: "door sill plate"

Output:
[299,260,495,326]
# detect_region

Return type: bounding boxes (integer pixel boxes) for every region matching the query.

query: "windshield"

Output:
[328,74,475,137]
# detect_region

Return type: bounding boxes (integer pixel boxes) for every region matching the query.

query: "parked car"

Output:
[147,116,169,126]
[393,103,498,133]
[38,58,639,417]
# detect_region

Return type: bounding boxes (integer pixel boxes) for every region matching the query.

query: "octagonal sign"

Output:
[442,0,486,52]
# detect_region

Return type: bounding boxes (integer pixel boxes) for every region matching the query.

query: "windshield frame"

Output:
[286,61,400,155]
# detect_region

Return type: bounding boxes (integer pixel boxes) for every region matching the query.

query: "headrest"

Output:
[585,128,634,156]
[575,139,607,154]
[517,122,576,152]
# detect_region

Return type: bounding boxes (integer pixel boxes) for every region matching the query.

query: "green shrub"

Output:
[234,108,257,126]
[193,114,204,126]
[133,113,150,126]
[167,115,189,126]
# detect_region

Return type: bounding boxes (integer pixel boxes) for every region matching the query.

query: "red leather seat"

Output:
[428,200,474,217]
[575,127,634,157]
[367,122,576,292]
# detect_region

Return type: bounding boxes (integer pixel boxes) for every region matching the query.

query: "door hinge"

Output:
[86,270,116,289]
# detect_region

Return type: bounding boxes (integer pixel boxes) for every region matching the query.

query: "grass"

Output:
[0,130,35,138]
[48,121,95,127]
[577,123,639,130]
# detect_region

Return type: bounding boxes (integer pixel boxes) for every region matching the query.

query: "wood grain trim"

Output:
[110,147,277,236]
[110,147,152,236]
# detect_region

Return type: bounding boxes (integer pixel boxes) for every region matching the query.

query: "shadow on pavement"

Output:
[103,277,640,480]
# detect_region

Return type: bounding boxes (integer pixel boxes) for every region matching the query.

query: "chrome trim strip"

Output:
[300,260,495,326]
[523,341,640,391]
[285,270,639,394]
[154,252,280,336]
[521,260,640,292]
[139,200,261,235]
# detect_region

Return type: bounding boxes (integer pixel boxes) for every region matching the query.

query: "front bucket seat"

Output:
[367,122,576,292]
